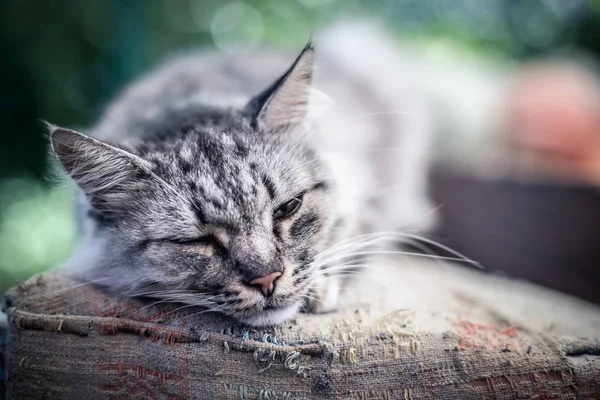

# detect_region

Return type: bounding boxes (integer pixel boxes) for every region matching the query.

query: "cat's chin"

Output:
[238,302,301,327]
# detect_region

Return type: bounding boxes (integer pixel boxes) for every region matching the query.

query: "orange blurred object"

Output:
[506,59,600,182]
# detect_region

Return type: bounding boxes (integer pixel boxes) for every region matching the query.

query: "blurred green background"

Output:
[1,0,600,297]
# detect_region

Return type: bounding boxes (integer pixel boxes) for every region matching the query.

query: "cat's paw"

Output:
[304,276,342,314]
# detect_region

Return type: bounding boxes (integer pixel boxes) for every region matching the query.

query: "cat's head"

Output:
[50,44,340,326]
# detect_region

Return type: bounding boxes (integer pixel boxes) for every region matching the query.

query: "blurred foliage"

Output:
[1,0,600,294]
[0,179,76,295]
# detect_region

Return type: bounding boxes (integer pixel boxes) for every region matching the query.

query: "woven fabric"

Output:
[4,260,600,399]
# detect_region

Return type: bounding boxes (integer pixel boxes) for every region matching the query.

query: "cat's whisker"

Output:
[127,289,198,297]
[390,235,457,270]
[315,249,477,269]
[313,238,392,265]
[317,266,387,276]
[150,294,233,321]
[44,277,111,296]
[312,243,472,270]
[176,303,231,321]
[271,129,313,169]
[282,159,319,180]
[123,295,198,319]
[387,232,480,268]
[319,228,411,251]
[294,262,386,283]
[316,230,478,267]
[123,291,225,320]
[192,294,231,307]
[316,231,393,257]
[317,271,392,284]
[316,237,400,262]
[316,240,380,261]
[359,231,464,261]
[153,303,205,319]
[317,263,382,273]
[316,264,395,282]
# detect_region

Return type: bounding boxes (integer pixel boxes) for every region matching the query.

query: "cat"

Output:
[50,22,435,327]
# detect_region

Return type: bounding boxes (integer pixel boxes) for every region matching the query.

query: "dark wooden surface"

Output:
[429,166,600,305]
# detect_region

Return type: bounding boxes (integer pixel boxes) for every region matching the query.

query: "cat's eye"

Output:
[170,235,218,246]
[274,196,303,219]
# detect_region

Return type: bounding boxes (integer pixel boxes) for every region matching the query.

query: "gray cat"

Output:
[50,23,434,326]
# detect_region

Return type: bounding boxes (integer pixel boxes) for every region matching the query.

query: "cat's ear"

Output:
[246,42,315,133]
[49,125,152,213]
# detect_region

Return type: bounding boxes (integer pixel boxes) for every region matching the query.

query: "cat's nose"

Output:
[249,272,282,297]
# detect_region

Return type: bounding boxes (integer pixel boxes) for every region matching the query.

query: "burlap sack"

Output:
[3,259,600,399]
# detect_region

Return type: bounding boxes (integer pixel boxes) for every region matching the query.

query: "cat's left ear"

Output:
[48,125,154,215]
[246,42,315,134]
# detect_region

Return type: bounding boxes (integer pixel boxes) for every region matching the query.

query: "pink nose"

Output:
[249,272,282,297]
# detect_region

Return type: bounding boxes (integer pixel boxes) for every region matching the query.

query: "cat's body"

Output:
[53,23,434,326]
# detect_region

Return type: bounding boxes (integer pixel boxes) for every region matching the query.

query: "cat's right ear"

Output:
[49,125,152,213]
[245,42,315,134]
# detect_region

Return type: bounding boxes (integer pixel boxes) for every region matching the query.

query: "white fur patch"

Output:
[239,302,301,327]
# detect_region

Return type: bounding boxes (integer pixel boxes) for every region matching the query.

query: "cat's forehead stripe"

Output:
[261,174,277,200]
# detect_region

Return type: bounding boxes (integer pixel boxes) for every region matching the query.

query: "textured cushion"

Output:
[3,259,600,399]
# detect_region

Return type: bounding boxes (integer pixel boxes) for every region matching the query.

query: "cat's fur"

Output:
[51,23,434,326]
